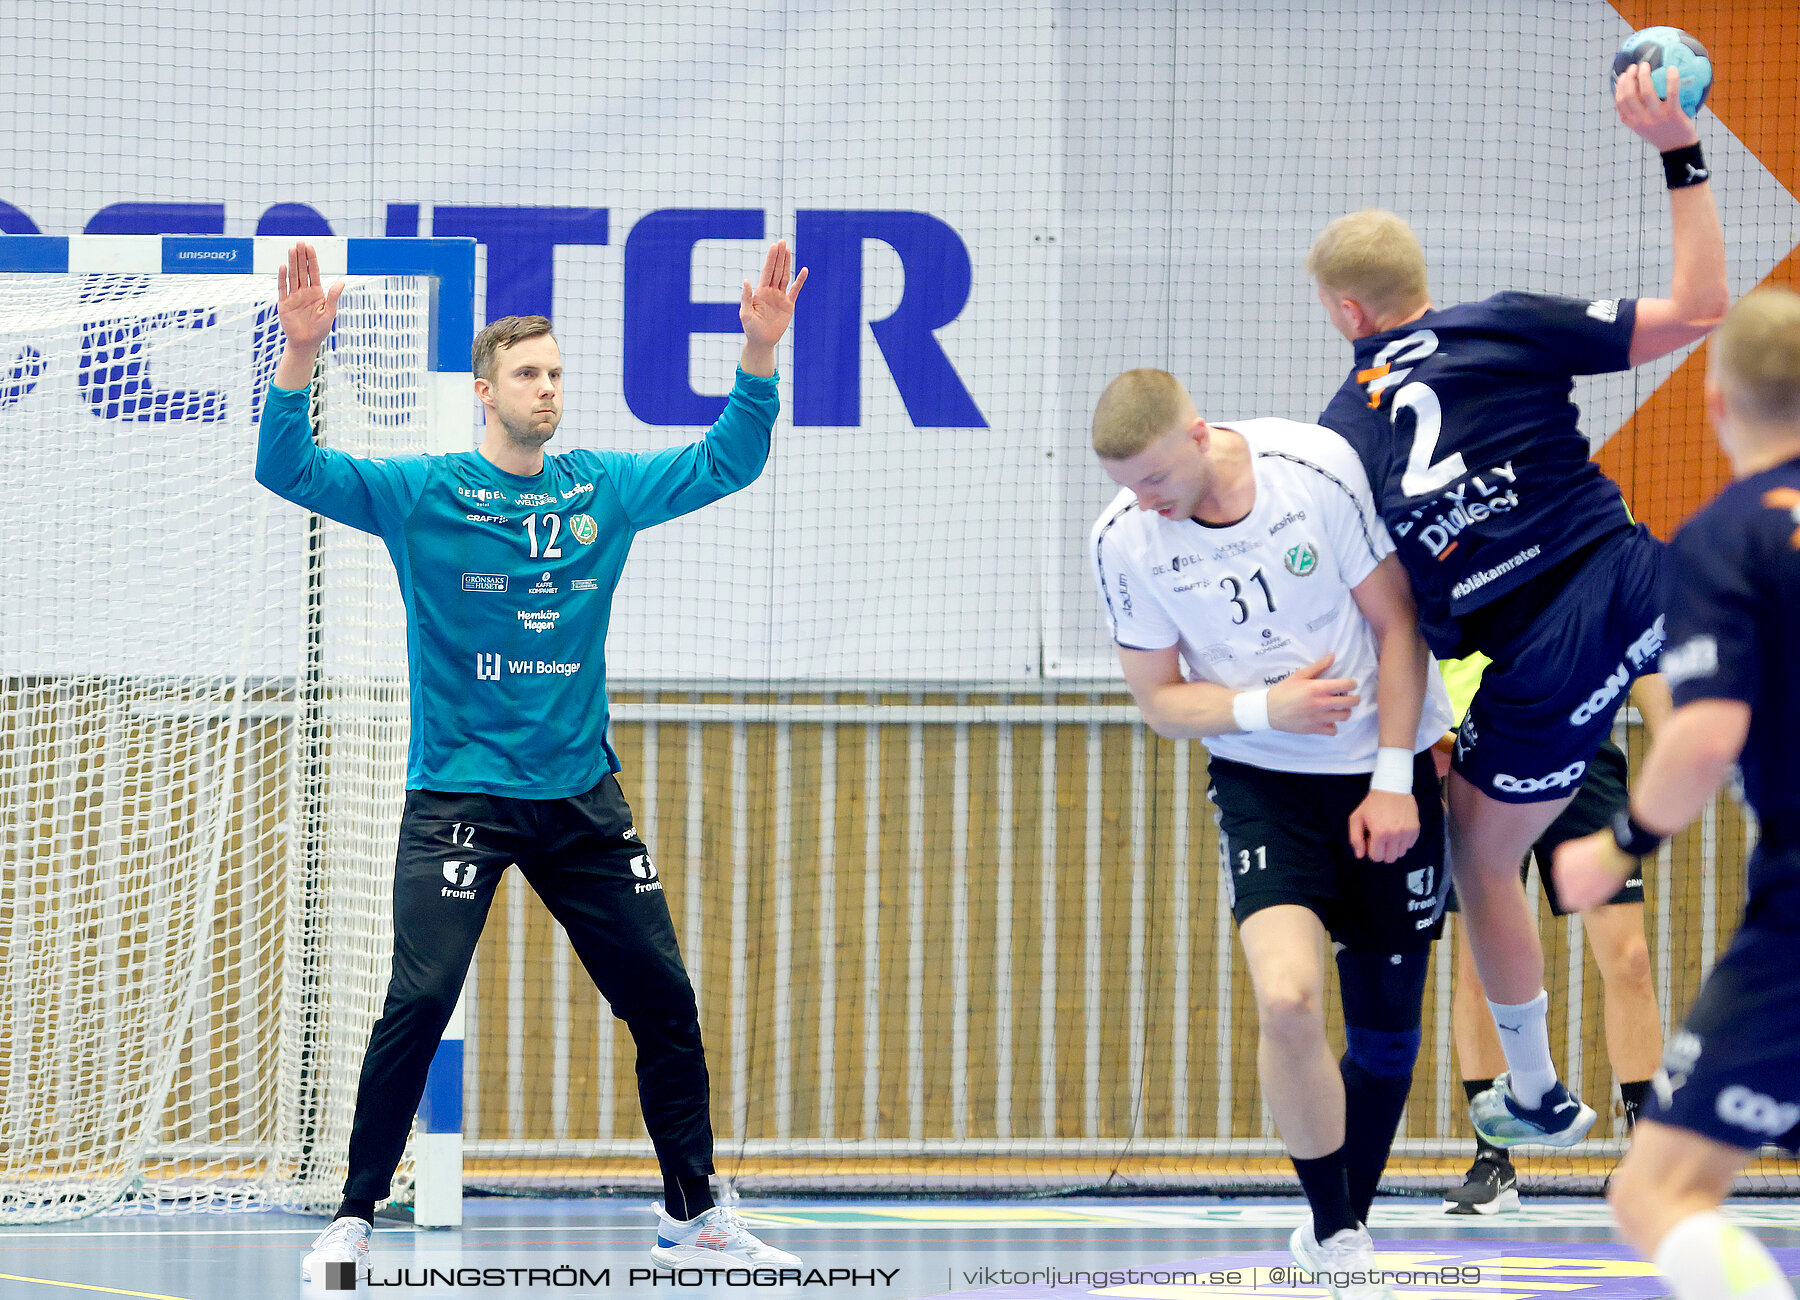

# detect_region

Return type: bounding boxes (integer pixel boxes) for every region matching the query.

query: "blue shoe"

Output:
[1470,1072,1597,1149]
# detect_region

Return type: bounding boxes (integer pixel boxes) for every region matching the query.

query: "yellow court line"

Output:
[0,1273,193,1300]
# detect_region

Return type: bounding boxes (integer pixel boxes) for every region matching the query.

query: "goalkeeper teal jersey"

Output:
[255,371,778,798]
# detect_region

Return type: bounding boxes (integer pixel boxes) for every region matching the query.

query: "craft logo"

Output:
[1284,543,1317,577]
[569,513,597,544]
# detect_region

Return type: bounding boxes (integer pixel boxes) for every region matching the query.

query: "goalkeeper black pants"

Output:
[342,774,713,1202]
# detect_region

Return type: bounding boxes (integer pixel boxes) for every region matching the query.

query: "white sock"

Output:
[1486,990,1555,1108]
[1655,1210,1796,1299]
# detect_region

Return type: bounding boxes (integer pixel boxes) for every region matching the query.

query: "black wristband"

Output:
[1662,143,1709,189]
[1611,808,1665,858]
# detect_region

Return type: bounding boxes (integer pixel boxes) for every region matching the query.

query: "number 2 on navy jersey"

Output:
[1221,567,1276,624]
[524,513,562,558]
[1364,329,1465,499]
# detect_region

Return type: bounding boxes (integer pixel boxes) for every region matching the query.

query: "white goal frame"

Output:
[0,234,474,1226]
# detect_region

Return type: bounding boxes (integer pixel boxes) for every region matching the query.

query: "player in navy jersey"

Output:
[1308,60,1729,1149]
[261,242,808,1284]
[1555,287,1800,1300]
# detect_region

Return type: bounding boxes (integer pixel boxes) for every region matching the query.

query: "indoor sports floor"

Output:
[4,1195,1799,1299]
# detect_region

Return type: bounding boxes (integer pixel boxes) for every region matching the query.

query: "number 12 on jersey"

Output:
[524,513,563,558]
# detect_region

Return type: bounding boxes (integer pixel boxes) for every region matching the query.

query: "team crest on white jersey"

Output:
[1284,543,1317,577]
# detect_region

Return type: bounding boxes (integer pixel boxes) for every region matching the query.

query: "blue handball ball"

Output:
[1612,26,1713,118]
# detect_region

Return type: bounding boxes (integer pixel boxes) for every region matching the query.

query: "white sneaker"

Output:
[1289,1220,1394,1299]
[301,1215,371,1287]
[649,1202,802,1269]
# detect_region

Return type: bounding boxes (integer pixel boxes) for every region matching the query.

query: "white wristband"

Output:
[1370,746,1414,794]
[1231,688,1271,732]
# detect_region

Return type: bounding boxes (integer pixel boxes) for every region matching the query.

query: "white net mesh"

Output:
[0,272,428,1220]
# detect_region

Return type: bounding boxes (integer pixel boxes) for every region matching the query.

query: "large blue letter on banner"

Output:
[431,206,610,323]
[84,204,225,235]
[0,203,40,235]
[794,211,984,428]
[623,209,765,426]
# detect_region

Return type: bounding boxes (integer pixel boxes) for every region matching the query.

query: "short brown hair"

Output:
[1307,209,1430,319]
[473,315,555,383]
[1092,368,1192,460]
[1712,288,1800,426]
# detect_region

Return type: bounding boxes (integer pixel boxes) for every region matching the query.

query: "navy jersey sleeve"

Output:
[1482,291,1638,377]
[1662,499,1761,710]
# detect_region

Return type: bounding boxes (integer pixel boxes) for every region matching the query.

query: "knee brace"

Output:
[1344,1023,1423,1078]
[1336,945,1429,1077]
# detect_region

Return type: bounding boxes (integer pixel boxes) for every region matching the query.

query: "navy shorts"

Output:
[1647,906,1800,1154]
[1453,525,1667,804]
[1208,752,1448,953]
[1444,736,1645,916]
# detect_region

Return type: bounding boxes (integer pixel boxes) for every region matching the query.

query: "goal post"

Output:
[0,234,474,1224]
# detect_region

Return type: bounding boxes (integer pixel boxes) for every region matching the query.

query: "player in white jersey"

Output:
[1091,369,1452,1300]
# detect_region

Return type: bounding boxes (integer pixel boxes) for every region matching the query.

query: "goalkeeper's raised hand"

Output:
[274,241,346,390]
[738,239,808,378]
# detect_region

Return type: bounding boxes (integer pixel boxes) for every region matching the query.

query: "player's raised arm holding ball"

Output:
[1308,27,1728,1155]
[1612,51,1728,366]
[258,238,809,1286]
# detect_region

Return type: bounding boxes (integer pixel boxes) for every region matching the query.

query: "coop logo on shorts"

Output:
[1284,542,1317,577]
[474,653,503,680]
[568,513,598,545]
[1492,761,1585,796]
[630,853,663,894]
[1716,1085,1800,1138]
